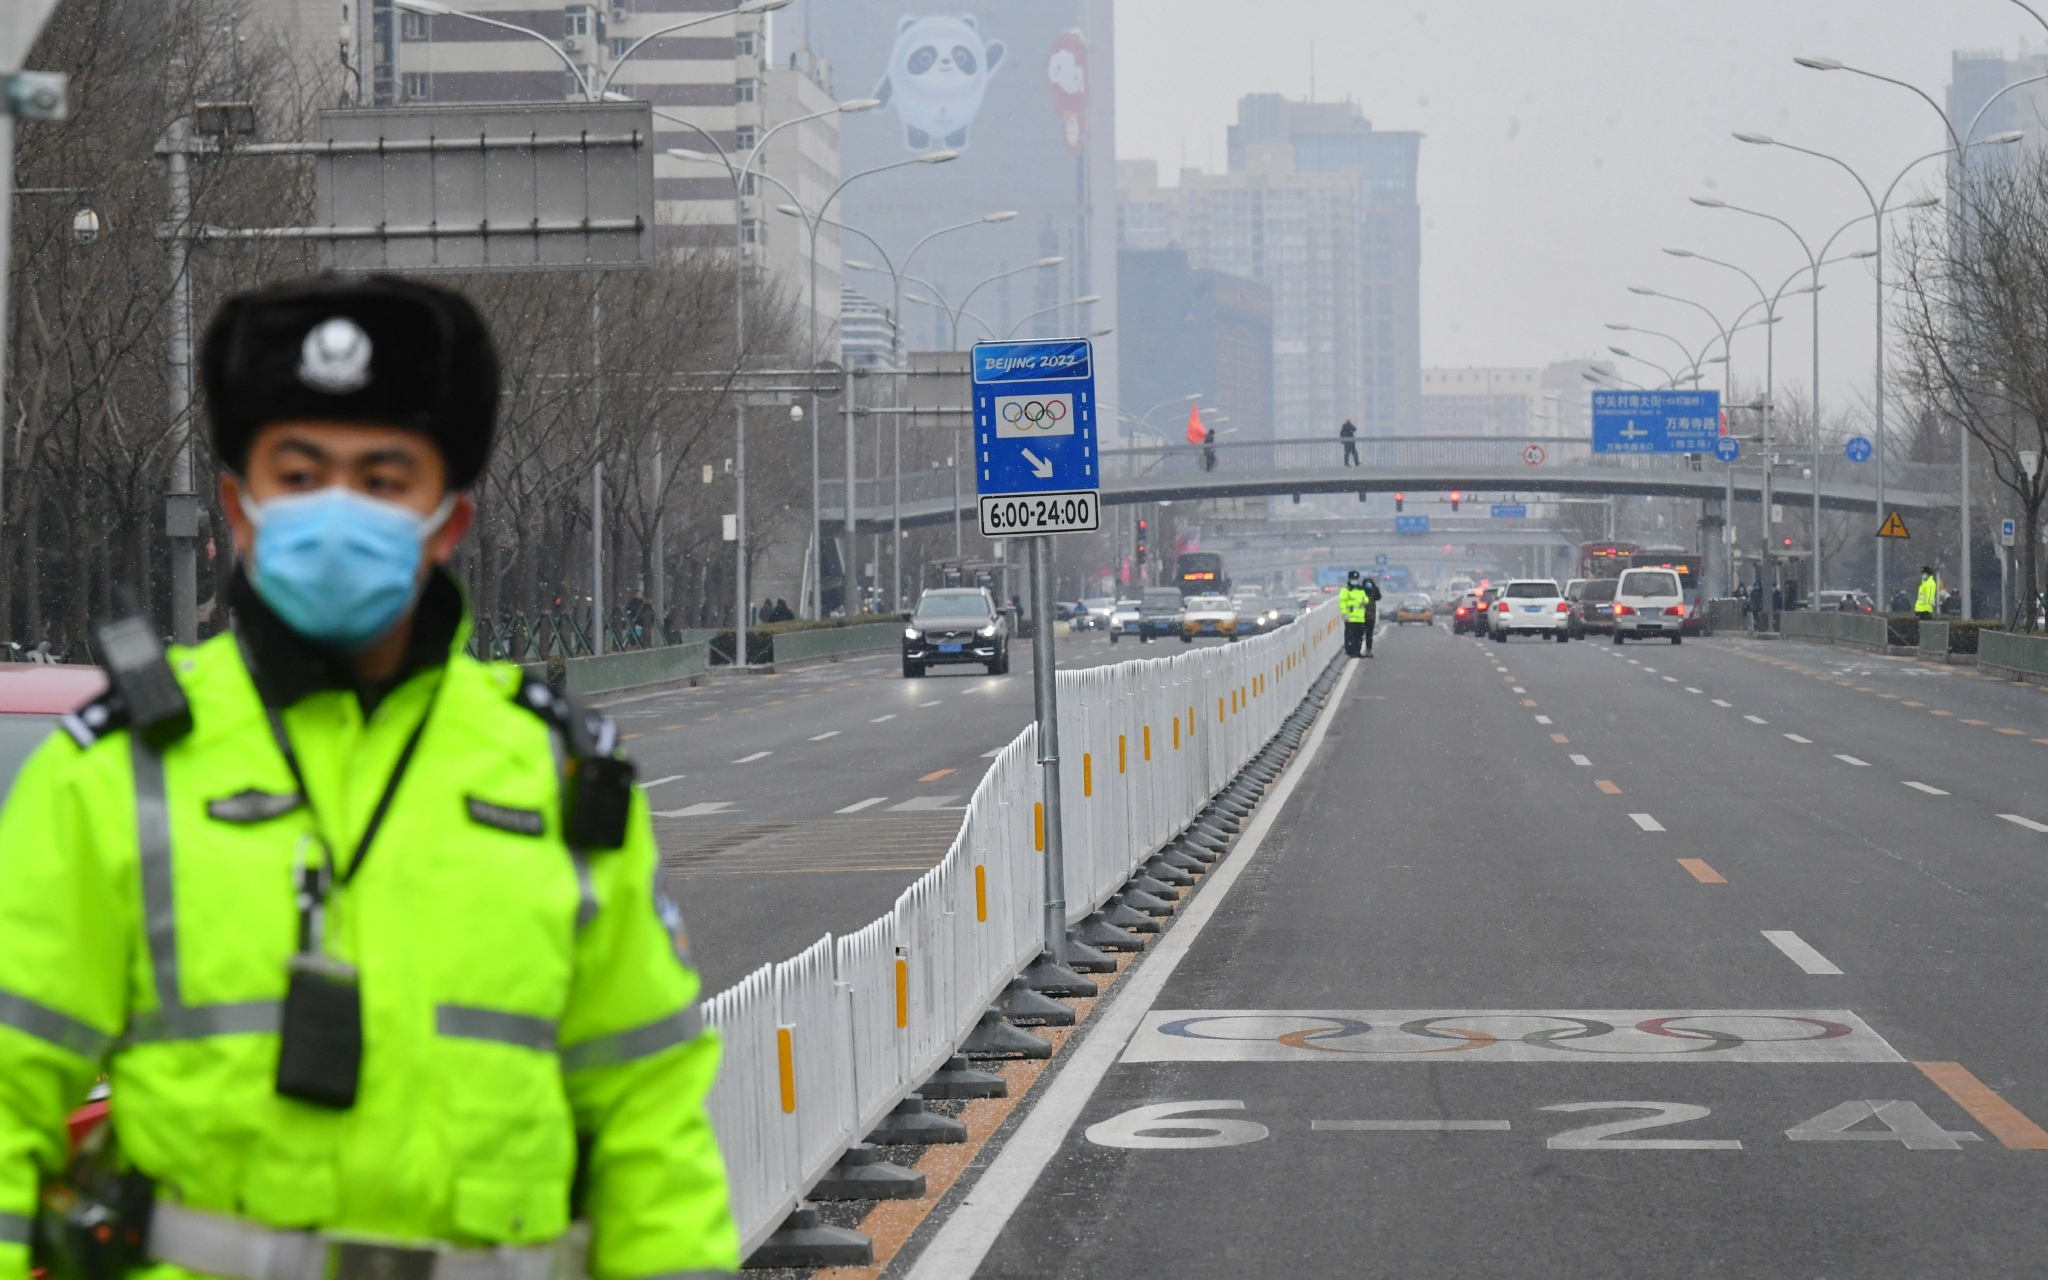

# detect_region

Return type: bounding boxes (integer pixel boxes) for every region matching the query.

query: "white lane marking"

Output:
[1763,930,1844,975]
[1570,754,1592,767]
[732,751,772,763]
[919,699,944,707]
[640,774,686,788]
[1744,715,1769,725]
[902,657,1360,1280]
[651,801,736,817]
[1313,1120,1511,1132]
[981,747,1002,758]
[2000,814,2048,833]
[1686,687,1703,694]
[1629,813,1666,832]
[836,797,889,814]
[1712,699,1732,707]
[1903,781,1950,796]
[1513,686,1527,693]
[887,795,964,811]
[1833,754,1870,767]
[1643,667,1657,673]
[809,730,841,741]
[1628,660,1640,665]
[1534,715,1553,725]
[1784,734,1812,744]
[871,714,897,723]
[1663,677,1678,683]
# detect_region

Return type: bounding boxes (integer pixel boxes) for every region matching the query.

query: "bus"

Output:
[1578,541,1643,580]
[1176,552,1229,597]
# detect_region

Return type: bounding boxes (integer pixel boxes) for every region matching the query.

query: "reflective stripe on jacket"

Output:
[0,594,739,1278]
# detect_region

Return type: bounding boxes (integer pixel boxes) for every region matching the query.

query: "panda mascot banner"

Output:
[789,0,1118,412]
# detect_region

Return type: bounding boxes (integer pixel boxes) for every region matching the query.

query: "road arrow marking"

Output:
[1020,448,1055,478]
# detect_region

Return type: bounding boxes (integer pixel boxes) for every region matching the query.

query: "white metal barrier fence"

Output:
[701,601,1343,1254]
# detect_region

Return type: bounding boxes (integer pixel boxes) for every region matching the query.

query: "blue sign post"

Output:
[1591,390,1724,454]
[972,338,1100,535]
[1713,436,1741,464]
[1845,436,1873,464]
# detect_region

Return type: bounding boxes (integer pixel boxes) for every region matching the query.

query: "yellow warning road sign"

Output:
[1877,510,1910,539]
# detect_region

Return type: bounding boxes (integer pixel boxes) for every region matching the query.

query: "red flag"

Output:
[1186,402,1206,444]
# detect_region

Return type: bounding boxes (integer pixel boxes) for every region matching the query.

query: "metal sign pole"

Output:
[1029,533,1067,967]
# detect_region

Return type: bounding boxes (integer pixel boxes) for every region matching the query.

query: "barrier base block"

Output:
[962,1006,1054,1059]
[921,1054,1008,1099]
[1120,889,1177,918]
[866,1094,969,1144]
[1130,873,1182,901]
[1073,910,1146,951]
[1002,975,1080,1024]
[810,1145,928,1200]
[1157,849,1207,875]
[1021,956,1100,997]
[1062,937,1118,972]
[1106,900,1165,930]
[744,1205,872,1269]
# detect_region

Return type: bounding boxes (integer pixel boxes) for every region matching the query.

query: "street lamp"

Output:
[595,0,790,97]
[1006,294,1100,339]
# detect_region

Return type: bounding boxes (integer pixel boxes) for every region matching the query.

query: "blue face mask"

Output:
[245,487,456,650]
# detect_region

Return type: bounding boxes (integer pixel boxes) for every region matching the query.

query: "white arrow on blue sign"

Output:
[1714,436,1740,464]
[1845,436,1873,463]
[972,338,1100,536]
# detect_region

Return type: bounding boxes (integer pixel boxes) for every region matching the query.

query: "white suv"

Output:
[1613,568,1687,644]
[1490,579,1571,642]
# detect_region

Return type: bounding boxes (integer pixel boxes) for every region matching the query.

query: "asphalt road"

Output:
[922,622,2048,1278]
[614,625,1247,993]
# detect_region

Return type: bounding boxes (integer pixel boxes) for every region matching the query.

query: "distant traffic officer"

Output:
[0,276,739,1278]
[1340,571,1367,657]
[1916,566,1940,618]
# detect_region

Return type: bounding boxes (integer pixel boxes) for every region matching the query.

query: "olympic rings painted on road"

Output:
[1144,1012,1865,1059]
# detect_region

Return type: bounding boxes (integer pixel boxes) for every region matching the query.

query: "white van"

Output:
[1613,568,1687,644]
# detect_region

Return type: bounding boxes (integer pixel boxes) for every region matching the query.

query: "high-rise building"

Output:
[1949,47,2048,171]
[1117,247,1273,457]
[1115,96,1420,442]
[1420,368,1549,436]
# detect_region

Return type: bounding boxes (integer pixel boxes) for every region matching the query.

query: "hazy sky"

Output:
[1116,0,2048,413]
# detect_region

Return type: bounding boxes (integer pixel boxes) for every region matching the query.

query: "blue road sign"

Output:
[1713,436,1741,464]
[1395,515,1431,535]
[2003,518,2018,547]
[1491,503,1528,520]
[1374,553,1388,567]
[1591,390,1723,454]
[1845,436,1874,463]
[971,339,1099,535]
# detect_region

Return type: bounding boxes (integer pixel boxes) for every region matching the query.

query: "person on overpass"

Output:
[1340,571,1368,657]
[1339,418,1359,467]
[1916,566,1940,618]
[1360,574,1384,656]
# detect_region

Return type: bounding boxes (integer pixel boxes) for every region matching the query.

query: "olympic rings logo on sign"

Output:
[999,398,1070,430]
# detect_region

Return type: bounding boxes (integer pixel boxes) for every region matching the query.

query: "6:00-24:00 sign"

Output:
[979,490,1100,536]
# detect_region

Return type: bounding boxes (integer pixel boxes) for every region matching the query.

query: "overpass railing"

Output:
[700,602,1343,1257]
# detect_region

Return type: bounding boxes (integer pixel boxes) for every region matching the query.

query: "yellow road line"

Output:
[1904,701,1925,707]
[919,768,956,782]
[1931,710,1954,717]
[1963,719,1988,726]
[1550,733,1569,743]
[1522,698,1538,707]
[1915,1062,2048,1150]
[1595,780,1622,795]
[1677,858,1725,884]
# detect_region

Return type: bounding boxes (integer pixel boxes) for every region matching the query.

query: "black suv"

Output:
[903,588,1010,677]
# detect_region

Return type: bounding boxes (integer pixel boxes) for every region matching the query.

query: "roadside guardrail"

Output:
[700,602,1342,1258]
[1981,629,2048,683]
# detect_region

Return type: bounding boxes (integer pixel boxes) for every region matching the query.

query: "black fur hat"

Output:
[201,274,499,488]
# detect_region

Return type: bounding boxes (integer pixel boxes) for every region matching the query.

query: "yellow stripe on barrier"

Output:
[896,956,911,1024]
[1188,705,1195,736]
[1143,725,1152,760]
[1034,802,1045,850]
[973,866,987,922]
[1083,752,1093,794]
[777,1027,796,1112]
[1119,734,1127,773]
[1218,697,1225,723]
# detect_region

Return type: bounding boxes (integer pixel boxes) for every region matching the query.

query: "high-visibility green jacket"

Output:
[1339,586,1367,622]
[1916,576,1939,615]
[0,573,739,1279]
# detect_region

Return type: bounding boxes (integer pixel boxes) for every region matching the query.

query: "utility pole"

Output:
[164,117,198,644]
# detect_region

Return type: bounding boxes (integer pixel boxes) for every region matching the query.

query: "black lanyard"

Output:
[267,687,436,886]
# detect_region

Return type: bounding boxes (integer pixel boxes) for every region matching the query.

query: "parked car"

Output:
[903,587,1011,676]
[1108,598,1142,643]
[1491,579,1572,642]
[1181,594,1239,642]
[1450,592,1485,636]
[1137,588,1185,642]
[1612,568,1687,644]
[0,662,105,801]
[1572,577,1618,638]
[1818,590,1876,613]
[1393,593,1435,625]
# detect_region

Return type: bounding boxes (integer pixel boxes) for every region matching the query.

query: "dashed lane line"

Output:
[1595,780,1622,795]
[1762,930,1844,975]
[981,747,1003,758]
[1903,781,1950,796]
[1570,754,1592,766]
[888,795,964,812]
[641,775,686,788]
[1534,715,1553,725]
[1550,733,1570,743]
[1785,734,1812,744]
[836,798,889,814]
[871,714,898,723]
[1834,754,1871,767]
[919,768,957,782]
[1663,676,1678,683]
[1685,686,1702,693]
[2000,814,2048,833]
[1512,686,1527,693]
[651,801,736,817]
[1712,699,1732,708]
[920,700,944,708]
[809,730,841,741]
[1678,859,1726,884]
[1744,715,1769,725]
[732,751,772,764]
[1521,699,1539,706]
[1629,813,1665,832]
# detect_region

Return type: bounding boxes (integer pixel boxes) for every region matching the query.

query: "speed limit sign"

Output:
[1522,443,1547,466]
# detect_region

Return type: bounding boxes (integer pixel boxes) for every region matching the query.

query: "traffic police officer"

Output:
[0,277,740,1280]
[1339,572,1368,658]
[1916,566,1940,618]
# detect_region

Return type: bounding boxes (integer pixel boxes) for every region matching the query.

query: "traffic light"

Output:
[1783,537,1794,548]
[1450,491,1461,512]
[1135,518,1148,566]
[1395,493,1404,512]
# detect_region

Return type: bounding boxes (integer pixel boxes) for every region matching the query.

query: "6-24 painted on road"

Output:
[979,490,1100,537]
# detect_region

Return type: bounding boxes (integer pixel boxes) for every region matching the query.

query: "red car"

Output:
[0,662,106,799]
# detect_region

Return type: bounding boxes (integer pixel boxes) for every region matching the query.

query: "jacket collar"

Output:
[229,566,468,711]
